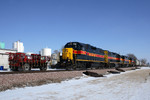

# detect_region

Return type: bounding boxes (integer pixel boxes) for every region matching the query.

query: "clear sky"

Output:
[0,0,150,63]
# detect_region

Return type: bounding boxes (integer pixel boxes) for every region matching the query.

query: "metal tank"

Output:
[40,48,51,57]
[0,42,5,49]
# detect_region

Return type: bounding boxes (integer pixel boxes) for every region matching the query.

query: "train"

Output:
[58,42,137,70]
[8,41,139,71]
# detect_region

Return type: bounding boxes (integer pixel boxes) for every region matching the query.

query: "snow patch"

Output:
[0,67,150,100]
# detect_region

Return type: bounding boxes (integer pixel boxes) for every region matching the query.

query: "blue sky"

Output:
[0,0,150,63]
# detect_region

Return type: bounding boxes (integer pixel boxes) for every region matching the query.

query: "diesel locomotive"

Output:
[60,42,135,69]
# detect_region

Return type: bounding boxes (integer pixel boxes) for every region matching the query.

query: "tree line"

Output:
[127,54,149,66]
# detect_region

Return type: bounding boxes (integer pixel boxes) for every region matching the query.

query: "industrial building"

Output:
[0,49,17,69]
[0,41,24,70]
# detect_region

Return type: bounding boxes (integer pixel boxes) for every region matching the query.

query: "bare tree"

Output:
[61,46,64,51]
[140,58,147,66]
[147,62,150,66]
[127,54,137,60]
[54,50,59,54]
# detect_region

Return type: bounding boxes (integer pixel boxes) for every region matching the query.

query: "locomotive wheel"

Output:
[23,63,31,71]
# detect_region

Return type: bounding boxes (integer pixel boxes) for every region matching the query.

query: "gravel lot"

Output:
[0,67,139,91]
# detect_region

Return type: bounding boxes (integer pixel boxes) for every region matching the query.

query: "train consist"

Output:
[8,42,139,71]
[59,42,136,70]
[9,53,50,71]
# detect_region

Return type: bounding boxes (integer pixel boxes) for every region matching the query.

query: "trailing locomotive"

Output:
[60,42,135,69]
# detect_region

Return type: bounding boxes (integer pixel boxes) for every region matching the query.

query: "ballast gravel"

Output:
[0,71,83,91]
[0,67,137,91]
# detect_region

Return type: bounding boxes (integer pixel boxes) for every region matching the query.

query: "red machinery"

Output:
[9,52,50,71]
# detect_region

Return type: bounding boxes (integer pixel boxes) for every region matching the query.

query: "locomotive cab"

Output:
[62,48,74,61]
[62,42,82,66]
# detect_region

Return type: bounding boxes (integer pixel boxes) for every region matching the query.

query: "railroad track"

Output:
[0,68,88,74]
[0,67,139,75]
[0,70,68,74]
[0,68,103,75]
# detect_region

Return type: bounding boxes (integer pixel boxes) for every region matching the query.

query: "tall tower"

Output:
[13,40,24,52]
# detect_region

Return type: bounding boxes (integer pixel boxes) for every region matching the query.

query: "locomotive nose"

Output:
[62,48,73,60]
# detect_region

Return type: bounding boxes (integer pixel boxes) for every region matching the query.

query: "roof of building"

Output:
[0,48,17,51]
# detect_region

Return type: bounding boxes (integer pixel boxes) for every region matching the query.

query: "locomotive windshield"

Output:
[64,42,82,50]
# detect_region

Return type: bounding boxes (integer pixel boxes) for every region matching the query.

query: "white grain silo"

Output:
[13,41,24,52]
[40,48,51,57]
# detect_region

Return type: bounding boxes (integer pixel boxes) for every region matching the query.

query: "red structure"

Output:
[9,53,50,71]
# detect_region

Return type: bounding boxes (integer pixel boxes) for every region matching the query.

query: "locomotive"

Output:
[60,42,135,69]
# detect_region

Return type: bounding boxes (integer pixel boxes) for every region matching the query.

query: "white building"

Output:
[13,41,24,52]
[0,49,17,69]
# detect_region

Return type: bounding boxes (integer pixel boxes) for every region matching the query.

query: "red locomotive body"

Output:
[9,53,50,71]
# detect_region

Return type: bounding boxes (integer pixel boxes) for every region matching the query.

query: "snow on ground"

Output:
[0,69,12,72]
[0,68,64,72]
[0,67,150,100]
